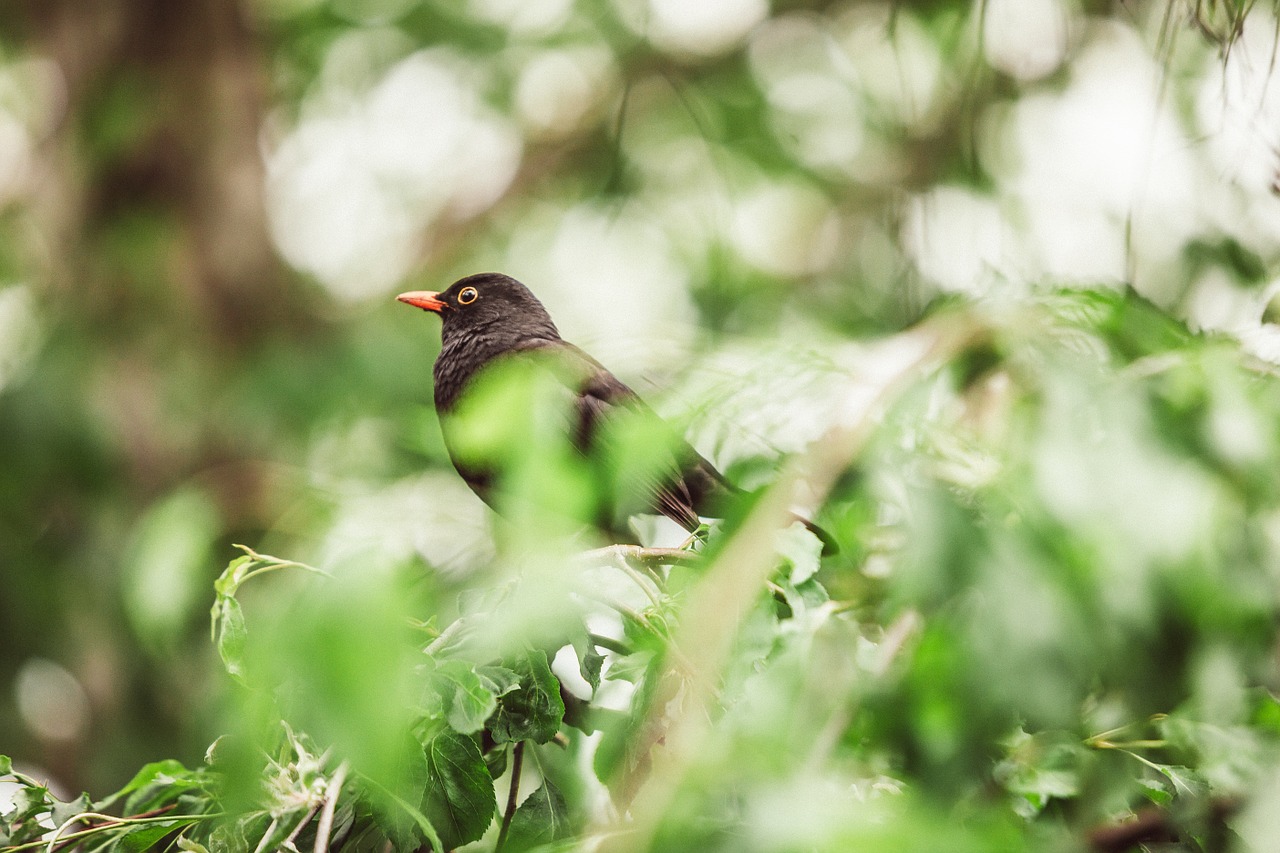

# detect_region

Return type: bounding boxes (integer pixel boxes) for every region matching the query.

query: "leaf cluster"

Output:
[6,288,1280,852]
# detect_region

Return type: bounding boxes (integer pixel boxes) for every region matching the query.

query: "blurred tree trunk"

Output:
[16,0,284,342]
[2,1,294,791]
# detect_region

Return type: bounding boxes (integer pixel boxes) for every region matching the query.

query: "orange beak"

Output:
[397,291,447,313]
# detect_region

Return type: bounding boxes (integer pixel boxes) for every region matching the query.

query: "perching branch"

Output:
[592,317,983,853]
[580,544,704,568]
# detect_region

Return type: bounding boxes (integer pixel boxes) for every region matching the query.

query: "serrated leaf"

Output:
[8,786,50,824]
[424,660,499,734]
[476,664,520,697]
[49,792,90,827]
[1156,764,1208,800]
[488,649,565,745]
[422,730,496,849]
[506,780,571,851]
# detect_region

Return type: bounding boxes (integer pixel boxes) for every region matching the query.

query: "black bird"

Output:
[398,272,834,553]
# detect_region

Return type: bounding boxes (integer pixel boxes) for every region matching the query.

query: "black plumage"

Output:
[398,272,833,551]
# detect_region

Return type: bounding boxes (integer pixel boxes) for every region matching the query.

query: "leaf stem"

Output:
[587,633,631,655]
[4,813,211,853]
[313,760,349,853]
[495,741,526,853]
[282,804,320,848]
[250,817,280,853]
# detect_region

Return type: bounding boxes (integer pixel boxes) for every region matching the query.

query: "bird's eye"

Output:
[458,287,479,305]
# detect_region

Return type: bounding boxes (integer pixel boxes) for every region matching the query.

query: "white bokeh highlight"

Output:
[266,51,522,300]
[642,0,768,56]
[983,0,1075,81]
[16,658,90,743]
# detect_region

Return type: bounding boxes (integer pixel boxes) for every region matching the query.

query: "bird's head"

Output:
[397,272,560,344]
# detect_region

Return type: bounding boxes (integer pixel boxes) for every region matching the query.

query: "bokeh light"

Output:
[5,1,1280,849]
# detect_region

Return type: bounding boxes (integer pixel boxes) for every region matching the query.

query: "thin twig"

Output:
[424,619,467,657]
[24,812,210,853]
[610,555,664,609]
[313,760,349,853]
[280,803,321,850]
[495,742,526,853]
[580,545,703,568]
[48,801,181,851]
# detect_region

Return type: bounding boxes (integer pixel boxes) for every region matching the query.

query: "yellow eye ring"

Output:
[458,287,479,305]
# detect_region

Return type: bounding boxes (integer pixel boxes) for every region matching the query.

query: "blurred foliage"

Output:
[8,287,1280,851]
[4,0,1280,850]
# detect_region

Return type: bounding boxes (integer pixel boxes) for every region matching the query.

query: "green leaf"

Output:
[0,755,11,774]
[572,637,604,691]
[49,792,90,827]
[95,759,205,815]
[108,759,191,804]
[506,780,571,851]
[993,729,1087,817]
[422,729,496,849]
[1252,690,1280,735]
[213,596,248,682]
[8,786,50,824]
[603,650,653,684]
[476,664,521,697]
[176,837,212,853]
[1161,764,1207,799]
[485,744,508,779]
[1161,714,1269,793]
[212,554,253,598]
[488,649,565,745]
[424,660,499,734]
[1134,758,1208,803]
[774,521,823,585]
[123,487,220,651]
[1137,775,1172,806]
[120,821,185,851]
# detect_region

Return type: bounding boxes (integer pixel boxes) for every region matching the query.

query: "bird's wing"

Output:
[529,340,718,533]
[508,340,837,553]
[577,366,707,532]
